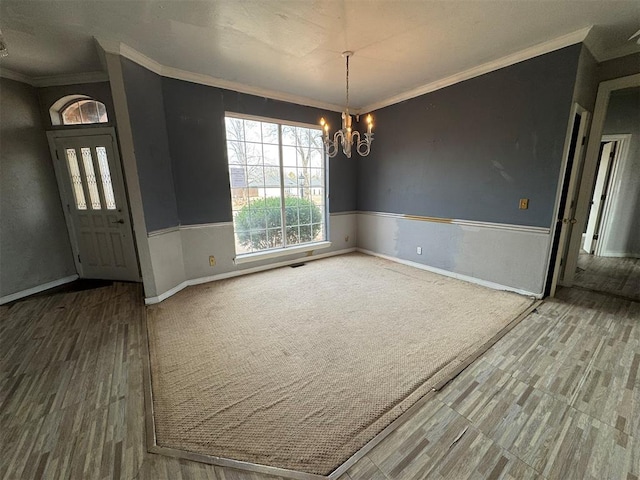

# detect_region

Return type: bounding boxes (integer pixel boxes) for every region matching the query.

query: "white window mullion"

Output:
[277,124,287,248]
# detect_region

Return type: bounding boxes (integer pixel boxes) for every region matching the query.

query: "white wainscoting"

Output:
[357,212,551,297]
[144,213,357,304]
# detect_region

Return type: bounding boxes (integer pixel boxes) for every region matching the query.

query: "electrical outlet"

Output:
[519,198,529,210]
[417,246,422,255]
[209,255,216,267]
[345,235,349,243]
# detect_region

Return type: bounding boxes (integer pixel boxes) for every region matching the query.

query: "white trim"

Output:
[330,210,358,216]
[361,27,592,113]
[106,42,344,113]
[179,222,235,230]
[148,226,180,237]
[144,247,355,304]
[234,241,332,265]
[145,280,187,305]
[31,71,109,87]
[564,73,640,287]
[0,67,34,85]
[150,219,345,236]
[99,29,590,116]
[595,252,640,259]
[547,103,590,295]
[105,52,157,294]
[358,211,550,234]
[225,111,323,131]
[45,127,141,282]
[49,94,93,125]
[0,275,79,305]
[357,249,541,299]
[596,134,632,257]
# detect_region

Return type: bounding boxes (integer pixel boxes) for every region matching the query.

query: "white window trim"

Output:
[225,112,329,260]
[224,111,321,130]
[234,241,332,264]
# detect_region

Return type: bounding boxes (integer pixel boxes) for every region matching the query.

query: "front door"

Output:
[48,130,140,282]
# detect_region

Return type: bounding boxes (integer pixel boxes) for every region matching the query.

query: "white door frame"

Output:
[546,103,591,296]
[583,141,615,255]
[46,127,140,280]
[562,73,640,286]
[595,134,632,256]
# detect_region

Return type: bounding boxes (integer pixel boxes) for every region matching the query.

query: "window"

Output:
[225,114,326,256]
[64,146,117,211]
[60,99,108,125]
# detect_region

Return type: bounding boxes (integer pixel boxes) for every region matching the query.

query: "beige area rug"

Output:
[147,253,533,475]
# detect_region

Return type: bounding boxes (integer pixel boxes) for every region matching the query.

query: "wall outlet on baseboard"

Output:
[417,246,422,255]
[209,255,216,267]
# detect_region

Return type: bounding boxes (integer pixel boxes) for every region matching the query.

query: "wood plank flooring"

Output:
[1,277,638,479]
[575,253,639,301]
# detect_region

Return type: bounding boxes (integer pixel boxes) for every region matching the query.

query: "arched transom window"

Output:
[49,95,110,126]
[61,99,108,125]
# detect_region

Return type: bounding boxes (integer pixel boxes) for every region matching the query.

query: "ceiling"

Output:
[1,1,639,112]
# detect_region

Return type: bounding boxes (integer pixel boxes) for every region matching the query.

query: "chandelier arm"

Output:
[356,132,374,157]
[324,130,344,158]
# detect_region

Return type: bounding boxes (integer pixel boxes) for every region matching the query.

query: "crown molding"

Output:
[361,26,593,113]
[0,68,108,87]
[0,67,34,85]
[99,27,593,115]
[104,41,345,113]
[31,71,108,87]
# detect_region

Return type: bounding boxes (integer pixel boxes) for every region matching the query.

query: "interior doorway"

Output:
[47,128,140,282]
[554,75,640,301]
[545,104,591,296]
[582,136,630,256]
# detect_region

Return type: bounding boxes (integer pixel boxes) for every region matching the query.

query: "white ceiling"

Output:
[1,1,639,112]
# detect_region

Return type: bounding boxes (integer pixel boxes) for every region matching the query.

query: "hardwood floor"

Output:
[1,278,638,479]
[574,252,639,301]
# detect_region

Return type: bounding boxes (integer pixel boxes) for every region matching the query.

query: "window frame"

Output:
[224,112,331,263]
[60,99,109,126]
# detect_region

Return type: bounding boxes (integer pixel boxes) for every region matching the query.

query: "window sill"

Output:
[234,241,332,265]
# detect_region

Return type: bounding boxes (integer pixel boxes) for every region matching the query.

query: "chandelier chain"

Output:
[345,54,349,110]
[319,50,373,158]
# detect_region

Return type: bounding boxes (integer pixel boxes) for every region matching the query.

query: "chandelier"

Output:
[320,51,374,158]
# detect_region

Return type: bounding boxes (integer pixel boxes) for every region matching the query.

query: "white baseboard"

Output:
[144,248,357,305]
[0,275,79,305]
[357,248,541,299]
[597,251,640,259]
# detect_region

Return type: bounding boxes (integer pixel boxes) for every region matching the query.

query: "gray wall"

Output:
[161,78,354,225]
[37,81,116,130]
[601,87,640,256]
[120,58,179,232]
[573,45,599,113]
[120,58,355,233]
[599,53,640,83]
[357,45,582,228]
[0,78,75,297]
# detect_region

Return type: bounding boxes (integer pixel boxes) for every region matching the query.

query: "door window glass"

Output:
[65,148,87,210]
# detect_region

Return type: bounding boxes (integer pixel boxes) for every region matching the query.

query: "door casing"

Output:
[546,103,591,297]
[46,127,141,281]
[561,73,640,287]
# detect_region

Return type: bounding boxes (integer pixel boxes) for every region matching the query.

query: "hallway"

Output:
[574,252,639,301]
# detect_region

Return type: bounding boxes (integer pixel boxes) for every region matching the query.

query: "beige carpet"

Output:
[147,253,533,475]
